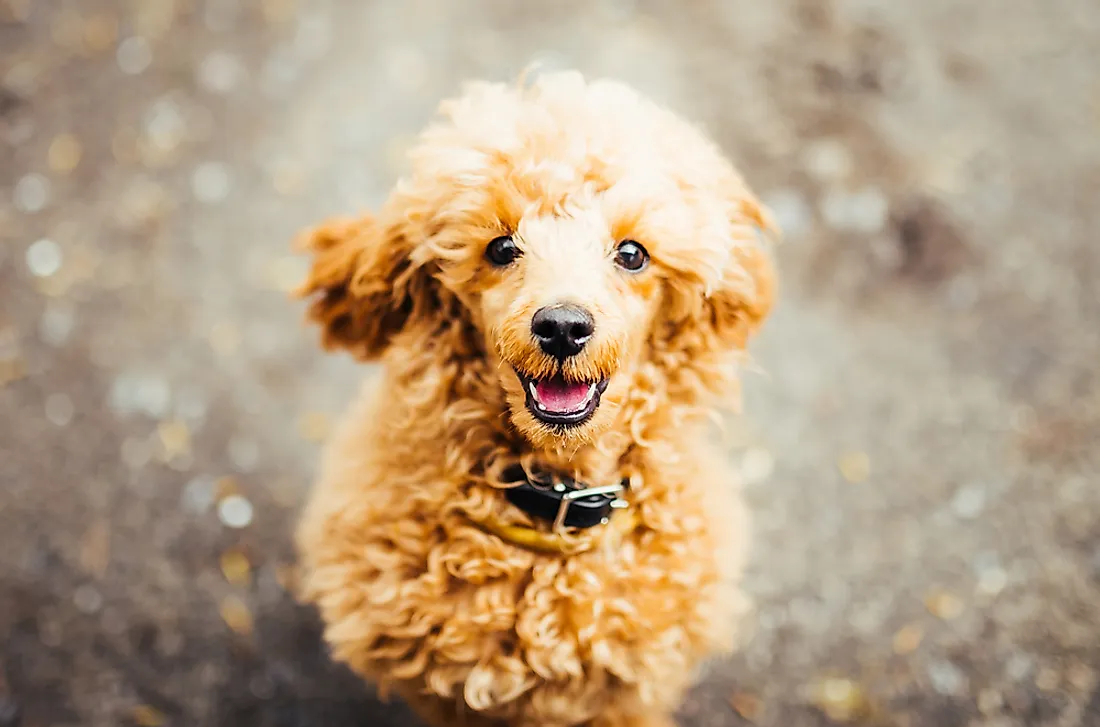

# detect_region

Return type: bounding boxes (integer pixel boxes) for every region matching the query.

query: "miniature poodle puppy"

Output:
[293,71,777,727]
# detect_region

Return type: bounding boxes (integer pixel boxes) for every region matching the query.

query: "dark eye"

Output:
[614,240,649,272]
[485,235,521,267]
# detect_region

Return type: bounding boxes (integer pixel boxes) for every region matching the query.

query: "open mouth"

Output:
[516,370,610,428]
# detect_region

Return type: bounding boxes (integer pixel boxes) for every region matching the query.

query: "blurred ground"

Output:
[2,1,1100,726]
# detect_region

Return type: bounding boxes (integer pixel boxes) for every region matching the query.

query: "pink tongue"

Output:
[535,379,591,412]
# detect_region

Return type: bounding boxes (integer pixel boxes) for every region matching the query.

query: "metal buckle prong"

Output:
[551,481,627,532]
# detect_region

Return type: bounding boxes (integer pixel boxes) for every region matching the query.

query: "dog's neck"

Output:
[511,428,635,487]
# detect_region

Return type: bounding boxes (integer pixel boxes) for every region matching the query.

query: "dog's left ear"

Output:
[701,194,779,350]
[293,214,438,361]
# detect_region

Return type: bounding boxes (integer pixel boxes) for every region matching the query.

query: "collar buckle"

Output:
[501,465,629,531]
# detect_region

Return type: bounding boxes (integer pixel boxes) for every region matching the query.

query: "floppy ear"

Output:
[702,195,778,350]
[652,192,777,408]
[293,214,437,361]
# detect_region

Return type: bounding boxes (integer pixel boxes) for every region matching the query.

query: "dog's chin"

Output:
[509,368,612,444]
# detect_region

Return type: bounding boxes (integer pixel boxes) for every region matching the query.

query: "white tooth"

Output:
[528,382,548,410]
[565,384,597,413]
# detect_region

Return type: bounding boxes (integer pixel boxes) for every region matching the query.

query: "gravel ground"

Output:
[2,1,1100,726]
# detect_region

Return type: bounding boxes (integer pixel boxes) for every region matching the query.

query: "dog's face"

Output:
[298,73,775,449]
[470,191,662,445]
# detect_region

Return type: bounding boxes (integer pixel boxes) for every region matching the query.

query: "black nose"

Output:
[531,304,595,359]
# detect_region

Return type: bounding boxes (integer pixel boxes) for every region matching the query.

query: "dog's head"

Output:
[298,72,776,449]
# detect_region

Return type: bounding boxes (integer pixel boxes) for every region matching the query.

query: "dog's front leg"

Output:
[396,685,508,727]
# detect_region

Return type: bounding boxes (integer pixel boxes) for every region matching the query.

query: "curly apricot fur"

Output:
[294,71,776,727]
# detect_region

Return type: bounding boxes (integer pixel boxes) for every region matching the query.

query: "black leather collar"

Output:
[500,464,629,530]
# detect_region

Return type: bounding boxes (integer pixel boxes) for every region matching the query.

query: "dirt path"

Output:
[2,1,1099,725]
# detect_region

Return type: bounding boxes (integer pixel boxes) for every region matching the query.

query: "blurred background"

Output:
[1,1,1099,725]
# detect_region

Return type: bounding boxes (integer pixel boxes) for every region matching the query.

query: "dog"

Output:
[293,71,777,727]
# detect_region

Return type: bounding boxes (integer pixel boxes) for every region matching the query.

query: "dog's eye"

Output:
[485,235,521,267]
[614,240,649,272]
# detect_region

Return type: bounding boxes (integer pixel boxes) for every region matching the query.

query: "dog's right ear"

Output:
[293,215,433,361]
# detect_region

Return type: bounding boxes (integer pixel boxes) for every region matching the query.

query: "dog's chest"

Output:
[364,516,727,687]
